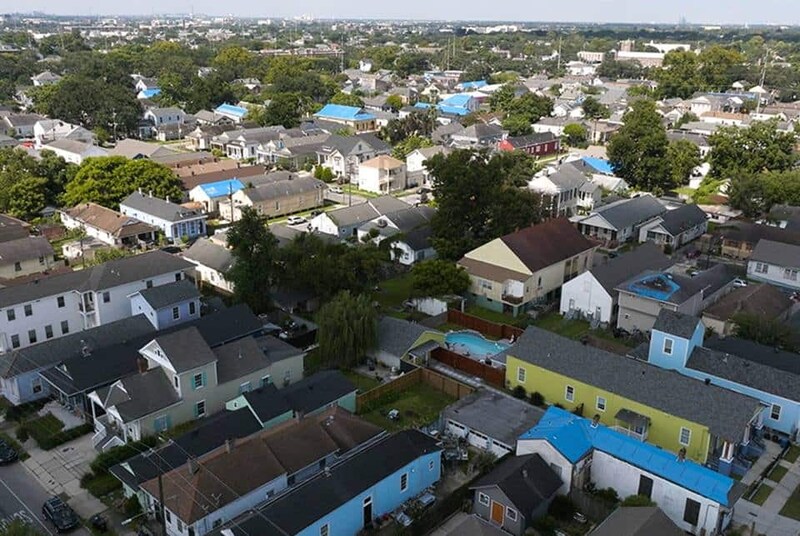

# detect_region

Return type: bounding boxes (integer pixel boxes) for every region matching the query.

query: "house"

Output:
[214,430,442,536]
[316,133,391,179]
[645,309,800,444]
[517,407,745,535]
[405,146,450,187]
[506,327,763,467]
[43,139,107,165]
[470,454,562,535]
[458,219,596,316]
[747,239,800,291]
[0,134,18,149]
[442,389,545,459]
[764,203,800,231]
[370,316,442,369]
[588,506,685,536]
[108,139,180,160]
[577,181,602,213]
[356,206,437,265]
[0,237,56,279]
[357,155,407,194]
[186,124,237,151]
[183,237,235,294]
[638,204,708,248]
[256,133,330,168]
[141,107,189,140]
[140,408,382,536]
[214,103,249,124]
[212,127,285,160]
[88,324,305,443]
[120,191,208,242]
[134,77,159,93]
[449,123,505,148]
[220,174,326,221]
[3,114,44,138]
[615,264,735,333]
[34,119,95,149]
[0,214,31,244]
[31,71,62,86]
[193,110,235,127]
[667,131,712,158]
[177,163,267,192]
[310,195,409,239]
[528,164,587,218]
[497,132,560,158]
[313,104,377,132]
[60,203,158,248]
[702,283,794,337]
[576,195,667,246]
[559,242,671,325]
[711,222,800,260]
[129,280,202,330]
[189,179,245,214]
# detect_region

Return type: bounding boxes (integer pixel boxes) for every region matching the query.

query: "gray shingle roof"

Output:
[375,316,437,357]
[183,238,234,274]
[547,163,589,191]
[510,327,763,441]
[325,196,409,227]
[241,176,326,203]
[155,326,218,373]
[443,390,545,447]
[102,368,181,421]
[319,133,390,155]
[750,239,800,268]
[652,309,702,339]
[591,242,671,294]
[0,236,53,265]
[589,506,685,536]
[121,192,205,223]
[657,204,708,236]
[137,279,200,310]
[592,195,666,230]
[471,454,562,518]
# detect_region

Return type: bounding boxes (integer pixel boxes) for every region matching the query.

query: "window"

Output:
[400,472,408,492]
[189,301,196,315]
[60,320,69,335]
[31,378,42,394]
[57,296,65,308]
[261,376,271,387]
[44,325,53,339]
[24,304,32,317]
[6,309,14,321]
[479,279,493,290]
[549,463,563,478]
[14,262,20,272]
[193,373,204,390]
[478,492,490,506]
[195,400,206,418]
[175,273,182,282]
[565,385,575,402]
[172,307,180,320]
[638,475,654,499]
[165,511,172,524]
[212,520,222,529]
[239,381,252,394]
[506,507,517,521]
[517,367,526,383]
[683,498,701,526]
[102,291,110,303]
[319,524,330,536]
[596,396,606,412]
[10,335,19,349]
[188,528,195,536]
[177,520,183,532]
[146,280,153,289]
[663,337,673,355]
[771,404,782,421]
[174,376,179,389]
[28,329,36,344]
[679,427,691,446]
[38,256,44,265]
[755,262,768,274]
[784,268,799,281]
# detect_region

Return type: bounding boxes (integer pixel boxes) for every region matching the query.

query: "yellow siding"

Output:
[463,239,533,277]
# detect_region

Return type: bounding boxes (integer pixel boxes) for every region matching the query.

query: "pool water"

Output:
[445,331,510,358]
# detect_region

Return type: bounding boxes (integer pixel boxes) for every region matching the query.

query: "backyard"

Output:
[359,382,455,433]
[769,464,789,483]
[785,445,800,464]
[341,369,381,393]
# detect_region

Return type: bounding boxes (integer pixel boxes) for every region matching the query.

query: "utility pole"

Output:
[756,49,768,115]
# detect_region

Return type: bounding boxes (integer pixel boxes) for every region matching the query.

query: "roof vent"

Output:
[80,340,91,358]
[591,414,600,428]
[677,447,686,462]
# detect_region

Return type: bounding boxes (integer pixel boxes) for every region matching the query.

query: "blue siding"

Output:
[3,370,51,405]
[298,451,442,536]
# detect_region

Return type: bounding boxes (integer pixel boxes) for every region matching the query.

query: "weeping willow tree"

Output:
[316,291,377,368]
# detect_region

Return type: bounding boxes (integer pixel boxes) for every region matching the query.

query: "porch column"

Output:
[718,440,735,476]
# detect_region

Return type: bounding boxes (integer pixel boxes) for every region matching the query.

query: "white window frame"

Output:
[196,400,206,418]
[193,373,204,390]
[596,396,606,412]
[319,523,329,536]
[478,492,490,506]
[506,506,517,521]
[755,262,768,274]
[663,337,673,355]
[400,472,408,492]
[771,404,782,421]
[679,427,691,446]
[565,385,575,402]
[517,367,526,383]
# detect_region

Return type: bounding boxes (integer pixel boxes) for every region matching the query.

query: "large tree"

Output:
[410,260,470,298]
[607,99,670,192]
[708,120,797,179]
[316,291,377,368]
[654,50,702,99]
[225,207,279,314]
[666,139,702,188]
[0,148,75,215]
[391,135,433,160]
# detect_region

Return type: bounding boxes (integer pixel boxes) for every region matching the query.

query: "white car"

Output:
[286,216,307,225]
[732,278,748,288]
[330,186,344,194]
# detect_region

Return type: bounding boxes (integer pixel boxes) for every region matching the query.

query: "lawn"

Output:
[359,383,455,433]
[780,484,800,520]
[374,273,415,311]
[769,464,789,483]
[751,483,774,506]
[341,370,381,393]
[24,412,65,445]
[785,445,800,464]
[341,184,379,199]
[533,312,591,339]
[464,305,527,328]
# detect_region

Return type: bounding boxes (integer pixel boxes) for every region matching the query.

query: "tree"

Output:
[262,92,308,128]
[597,59,644,80]
[607,99,670,192]
[488,84,517,112]
[8,176,48,220]
[708,121,797,179]
[506,93,553,123]
[381,109,436,144]
[581,96,610,120]
[698,46,746,91]
[674,111,699,128]
[87,248,129,266]
[385,94,403,112]
[733,312,795,351]
[212,46,256,81]
[0,519,43,536]
[330,91,364,108]
[654,50,702,99]
[225,207,279,314]
[621,495,656,507]
[666,139,701,188]
[391,135,433,160]
[410,260,470,297]
[314,165,336,182]
[563,123,588,147]
[502,115,532,137]
[316,291,377,368]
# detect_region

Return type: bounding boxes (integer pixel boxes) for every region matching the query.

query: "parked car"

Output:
[0,438,18,465]
[286,216,307,225]
[732,278,748,288]
[330,186,344,194]
[42,496,79,533]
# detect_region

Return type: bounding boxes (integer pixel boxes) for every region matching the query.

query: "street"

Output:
[0,462,89,535]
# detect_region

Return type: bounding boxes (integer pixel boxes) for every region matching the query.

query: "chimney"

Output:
[677,447,686,462]
[80,340,91,357]
[166,195,170,204]
[188,457,199,475]
[591,414,600,428]
[137,356,149,374]
[225,438,235,454]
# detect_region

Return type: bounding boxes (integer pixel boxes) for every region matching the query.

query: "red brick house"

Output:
[497,132,560,157]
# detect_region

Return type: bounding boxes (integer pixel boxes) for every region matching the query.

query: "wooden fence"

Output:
[430,347,506,388]
[421,368,475,399]
[355,366,474,413]
[447,309,524,341]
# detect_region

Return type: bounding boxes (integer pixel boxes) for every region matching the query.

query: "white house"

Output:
[747,239,800,292]
[356,205,436,265]
[31,71,62,87]
[59,203,158,248]
[405,146,450,186]
[310,196,409,239]
[120,192,207,242]
[183,236,235,294]
[357,155,408,194]
[637,204,709,248]
[44,139,108,165]
[34,120,95,149]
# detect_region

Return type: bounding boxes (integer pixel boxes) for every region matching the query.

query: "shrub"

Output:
[15,426,29,442]
[529,391,545,407]
[622,494,656,507]
[549,495,577,521]
[37,424,93,450]
[124,495,143,518]
[512,385,527,399]
[594,487,620,504]
[90,437,158,476]
[5,399,48,422]
[81,472,122,498]
[532,515,558,535]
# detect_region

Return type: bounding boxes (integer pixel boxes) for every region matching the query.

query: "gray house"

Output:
[577,195,666,245]
[638,204,708,248]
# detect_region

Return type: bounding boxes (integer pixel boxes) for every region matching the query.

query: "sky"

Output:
[12,0,800,25]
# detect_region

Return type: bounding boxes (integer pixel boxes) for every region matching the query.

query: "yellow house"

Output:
[506,327,763,465]
[458,219,595,317]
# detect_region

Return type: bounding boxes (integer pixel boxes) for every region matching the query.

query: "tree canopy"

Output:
[391,135,433,160]
[708,120,797,179]
[728,170,800,217]
[316,291,377,369]
[607,99,670,191]
[410,260,470,298]
[225,207,279,314]
[0,148,76,218]
[666,139,702,188]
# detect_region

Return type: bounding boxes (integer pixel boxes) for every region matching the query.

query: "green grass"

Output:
[374,273,414,311]
[24,412,65,445]
[780,484,800,520]
[785,445,800,464]
[751,483,774,506]
[341,184,379,199]
[769,464,789,483]
[341,370,381,393]
[360,383,455,433]
[464,305,527,328]
[80,472,122,499]
[533,312,591,339]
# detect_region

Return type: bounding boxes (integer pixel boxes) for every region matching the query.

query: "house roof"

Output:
[215,335,301,385]
[703,283,793,323]
[155,326,218,373]
[314,104,376,122]
[279,370,357,415]
[219,430,441,536]
[318,133,390,155]
[61,203,158,239]
[402,225,434,251]
[443,390,545,447]
[375,316,437,357]
[589,196,666,230]
[136,279,200,310]
[239,383,293,423]
[581,157,614,175]
[750,239,800,268]
[590,242,671,294]
[497,219,595,274]
[471,454,562,517]
[616,264,733,306]
[588,507,685,536]
[215,103,248,117]
[45,139,106,156]
[109,139,178,159]
[195,179,245,198]
[652,309,702,339]
[519,407,743,507]
[325,196,409,227]
[503,132,557,148]
[0,236,53,265]
[360,154,404,169]
[240,176,326,204]
[457,257,530,284]
[121,192,205,223]
[656,204,708,236]
[541,164,589,192]
[715,222,800,247]
[455,123,504,140]
[429,513,508,536]
[97,367,181,422]
[182,237,234,274]
[0,214,30,243]
[509,327,763,441]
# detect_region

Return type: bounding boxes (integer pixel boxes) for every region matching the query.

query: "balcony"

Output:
[611,425,647,442]
[501,293,524,305]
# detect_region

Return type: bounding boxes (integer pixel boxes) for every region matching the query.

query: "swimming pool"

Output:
[445,331,510,358]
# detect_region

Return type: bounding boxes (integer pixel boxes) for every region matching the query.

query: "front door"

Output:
[363,496,373,528]
[490,501,504,525]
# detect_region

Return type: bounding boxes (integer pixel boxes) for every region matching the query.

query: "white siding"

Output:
[516,439,573,495]
[559,272,614,323]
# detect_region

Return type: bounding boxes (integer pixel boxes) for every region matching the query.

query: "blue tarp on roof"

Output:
[459,80,488,90]
[519,407,737,507]
[437,105,471,116]
[582,157,615,175]
[314,104,376,121]
[215,103,248,117]
[413,102,432,109]
[198,179,245,198]
[139,88,161,98]
[625,273,681,301]
[440,94,473,108]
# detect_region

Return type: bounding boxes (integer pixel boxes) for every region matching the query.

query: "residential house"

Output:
[129,280,202,330]
[120,191,208,242]
[764,204,800,231]
[576,196,667,246]
[588,507,685,536]
[108,139,180,160]
[442,390,545,459]
[134,77,159,93]
[34,120,95,149]
[186,124,237,151]
[316,134,391,179]
[219,173,326,221]
[702,283,794,337]
[140,408,382,536]
[214,104,249,124]
[638,204,708,248]
[0,134,18,149]
[517,407,745,535]
[711,222,800,260]
[60,203,158,248]
[189,179,245,214]
[88,324,305,443]
[667,131,712,159]
[0,237,57,279]
[31,71,62,86]
[44,139,107,165]
[193,110,235,127]
[310,195,409,239]
[578,181,602,213]
[4,114,44,137]
[559,242,671,325]
[497,132,561,158]
[615,264,735,333]
[212,127,285,160]
[532,117,584,138]
[470,454,562,536]
[183,237,235,294]
[313,104,377,132]
[449,123,505,149]
[256,133,330,168]
[429,513,508,536]
[437,93,479,117]
[214,430,442,536]
[357,155,407,193]
[431,121,464,145]
[747,239,800,291]
[405,146,450,187]
[0,215,31,243]
[177,163,267,192]
[370,316,443,369]
[141,107,189,141]
[528,164,586,218]
[356,206,437,265]
[458,219,596,316]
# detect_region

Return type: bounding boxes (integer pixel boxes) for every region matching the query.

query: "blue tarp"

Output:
[582,156,614,175]
[198,179,245,198]
[314,104,375,121]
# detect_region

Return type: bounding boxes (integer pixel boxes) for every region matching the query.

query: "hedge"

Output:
[23,413,64,445]
[4,398,48,422]
[37,424,93,450]
[80,472,122,498]
[91,437,158,476]
[0,431,28,461]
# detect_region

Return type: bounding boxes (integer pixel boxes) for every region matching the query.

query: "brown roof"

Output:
[141,407,382,525]
[703,283,793,322]
[458,256,530,283]
[179,164,268,191]
[500,219,596,273]
[175,160,240,178]
[361,155,404,169]
[61,203,157,239]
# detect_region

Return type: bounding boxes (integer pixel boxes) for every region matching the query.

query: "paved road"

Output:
[0,461,89,535]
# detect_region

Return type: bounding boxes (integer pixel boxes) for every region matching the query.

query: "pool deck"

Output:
[443,330,511,364]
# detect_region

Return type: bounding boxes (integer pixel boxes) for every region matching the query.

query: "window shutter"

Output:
[202,371,207,387]
[193,403,199,418]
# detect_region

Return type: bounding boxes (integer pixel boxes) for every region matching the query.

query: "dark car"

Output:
[42,496,79,533]
[0,438,18,465]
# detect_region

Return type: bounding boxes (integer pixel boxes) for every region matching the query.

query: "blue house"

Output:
[129,279,201,330]
[120,191,207,242]
[314,104,377,132]
[218,429,442,536]
[437,93,478,116]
